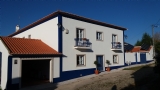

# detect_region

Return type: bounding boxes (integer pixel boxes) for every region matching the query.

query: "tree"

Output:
[141,32,152,45]
[135,40,142,46]
[154,32,160,43]
[134,32,152,46]
[154,32,160,54]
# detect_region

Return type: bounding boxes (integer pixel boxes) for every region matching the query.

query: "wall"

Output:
[125,53,137,65]
[62,16,124,72]
[13,17,59,51]
[53,57,60,78]
[146,47,153,61]
[0,40,10,90]
[12,58,20,84]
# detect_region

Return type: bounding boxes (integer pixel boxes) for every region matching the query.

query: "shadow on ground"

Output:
[111,64,160,90]
[20,83,58,90]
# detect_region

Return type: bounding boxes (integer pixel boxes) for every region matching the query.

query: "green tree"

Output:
[141,32,152,45]
[154,32,160,54]
[135,32,152,46]
[135,40,142,46]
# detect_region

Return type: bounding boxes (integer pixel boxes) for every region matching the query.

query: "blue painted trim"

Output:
[53,65,127,83]
[53,68,95,83]
[109,65,125,70]
[58,14,63,80]
[6,56,20,90]
[135,53,137,64]
[146,60,154,63]
[6,56,13,90]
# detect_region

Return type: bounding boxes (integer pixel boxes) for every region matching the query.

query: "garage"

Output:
[0,37,61,90]
[21,59,50,87]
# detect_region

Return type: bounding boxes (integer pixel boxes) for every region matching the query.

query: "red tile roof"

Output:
[128,46,152,53]
[8,10,127,37]
[0,36,61,55]
[131,46,141,52]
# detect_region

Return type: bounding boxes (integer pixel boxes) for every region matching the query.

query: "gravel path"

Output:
[56,63,155,90]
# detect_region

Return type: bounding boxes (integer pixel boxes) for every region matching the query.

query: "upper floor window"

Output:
[77,55,85,66]
[96,32,103,40]
[112,34,117,42]
[113,55,118,64]
[76,28,85,39]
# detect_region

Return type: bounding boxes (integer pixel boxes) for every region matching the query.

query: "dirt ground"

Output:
[54,63,159,90]
[21,63,158,90]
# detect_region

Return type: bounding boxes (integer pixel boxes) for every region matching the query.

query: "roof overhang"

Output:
[8,10,127,37]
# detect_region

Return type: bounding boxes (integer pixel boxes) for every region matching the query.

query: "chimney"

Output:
[16,25,20,32]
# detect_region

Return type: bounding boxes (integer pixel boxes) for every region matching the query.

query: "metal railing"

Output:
[111,42,122,49]
[75,38,91,48]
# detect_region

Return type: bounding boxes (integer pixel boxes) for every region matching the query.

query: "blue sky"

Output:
[0,0,160,45]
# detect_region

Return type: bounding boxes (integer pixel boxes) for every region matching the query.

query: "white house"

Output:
[0,10,127,89]
[125,45,153,66]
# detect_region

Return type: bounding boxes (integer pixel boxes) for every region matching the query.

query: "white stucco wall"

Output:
[12,58,21,84]
[125,53,137,64]
[62,17,125,71]
[13,17,59,51]
[53,57,60,78]
[0,40,9,90]
[146,47,153,61]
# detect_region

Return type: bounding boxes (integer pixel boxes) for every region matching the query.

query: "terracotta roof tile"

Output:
[131,46,141,52]
[128,46,152,53]
[0,36,61,55]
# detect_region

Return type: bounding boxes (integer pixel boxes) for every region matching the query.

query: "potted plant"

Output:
[83,38,87,40]
[106,60,111,71]
[117,42,121,44]
[94,60,99,74]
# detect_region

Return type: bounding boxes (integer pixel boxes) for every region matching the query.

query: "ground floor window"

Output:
[77,55,85,66]
[113,55,118,64]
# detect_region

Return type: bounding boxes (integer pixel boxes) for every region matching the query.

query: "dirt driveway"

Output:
[21,62,158,90]
[53,63,156,90]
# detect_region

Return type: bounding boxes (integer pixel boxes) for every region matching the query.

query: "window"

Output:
[96,32,103,40]
[113,55,118,64]
[76,28,84,39]
[112,34,117,42]
[77,55,85,66]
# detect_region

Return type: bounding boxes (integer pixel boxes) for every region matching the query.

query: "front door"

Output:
[140,53,146,63]
[96,55,103,71]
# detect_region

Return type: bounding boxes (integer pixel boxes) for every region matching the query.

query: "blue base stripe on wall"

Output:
[53,68,95,83]
[53,59,154,83]
[109,65,124,70]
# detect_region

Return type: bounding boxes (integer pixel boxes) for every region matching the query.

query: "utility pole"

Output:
[152,25,159,58]
[152,25,155,58]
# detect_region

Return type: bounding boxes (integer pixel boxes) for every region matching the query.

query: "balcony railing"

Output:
[74,38,92,49]
[111,42,122,50]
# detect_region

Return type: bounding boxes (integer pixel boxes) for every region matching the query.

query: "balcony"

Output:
[111,42,122,51]
[74,38,92,49]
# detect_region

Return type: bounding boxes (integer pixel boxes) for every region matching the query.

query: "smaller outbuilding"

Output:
[0,36,61,90]
[125,43,153,66]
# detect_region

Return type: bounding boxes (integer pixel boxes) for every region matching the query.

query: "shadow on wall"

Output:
[112,50,123,53]
[111,64,158,90]
[76,49,94,52]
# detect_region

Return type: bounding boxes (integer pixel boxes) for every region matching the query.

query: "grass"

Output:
[123,65,150,70]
